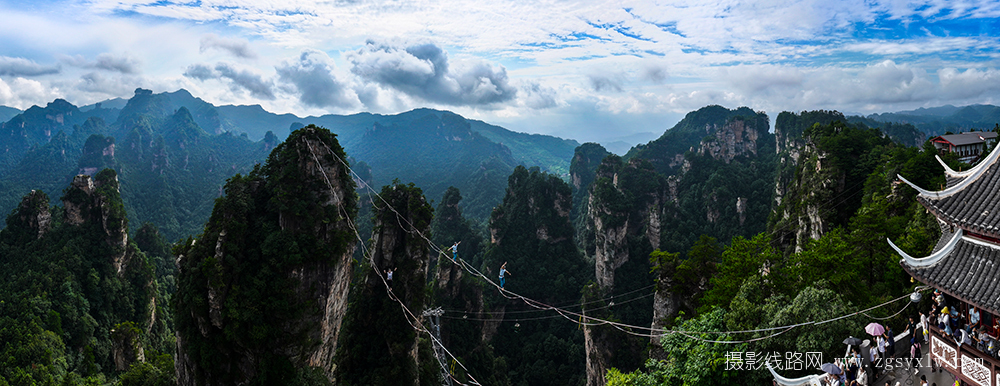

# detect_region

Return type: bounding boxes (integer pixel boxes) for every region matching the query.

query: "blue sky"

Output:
[1,0,1000,144]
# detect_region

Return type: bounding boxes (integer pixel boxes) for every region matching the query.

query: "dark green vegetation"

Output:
[430,186,484,268]
[606,111,951,386]
[2,93,992,386]
[0,170,174,385]
[481,166,591,386]
[172,126,356,385]
[335,182,437,386]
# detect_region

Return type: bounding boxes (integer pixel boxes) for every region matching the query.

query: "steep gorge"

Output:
[578,106,775,385]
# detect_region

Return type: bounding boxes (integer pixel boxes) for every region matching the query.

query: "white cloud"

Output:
[0,77,62,109]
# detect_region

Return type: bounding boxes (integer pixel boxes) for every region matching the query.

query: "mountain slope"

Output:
[0,106,19,123]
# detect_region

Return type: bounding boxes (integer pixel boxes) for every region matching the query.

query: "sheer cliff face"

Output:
[334,182,436,386]
[11,190,51,241]
[696,117,760,164]
[586,157,665,291]
[173,125,357,385]
[582,157,664,386]
[769,111,851,253]
[63,171,132,274]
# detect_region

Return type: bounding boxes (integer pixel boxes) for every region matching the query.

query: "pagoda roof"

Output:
[893,229,1000,316]
[897,146,1000,238]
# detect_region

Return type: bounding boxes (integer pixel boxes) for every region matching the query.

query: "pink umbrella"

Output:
[865,322,885,336]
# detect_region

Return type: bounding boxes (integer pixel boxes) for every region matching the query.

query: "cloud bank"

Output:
[184,62,275,99]
[200,34,258,59]
[347,40,517,107]
[276,50,357,109]
[0,56,60,77]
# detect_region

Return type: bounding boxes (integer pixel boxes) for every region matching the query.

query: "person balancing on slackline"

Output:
[499,262,511,289]
[451,241,461,261]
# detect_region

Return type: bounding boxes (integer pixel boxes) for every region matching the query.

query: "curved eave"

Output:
[900,146,1000,199]
[935,154,977,178]
[889,228,963,268]
[767,362,822,386]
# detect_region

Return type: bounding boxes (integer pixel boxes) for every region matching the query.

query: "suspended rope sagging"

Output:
[304,139,482,386]
[308,135,932,352]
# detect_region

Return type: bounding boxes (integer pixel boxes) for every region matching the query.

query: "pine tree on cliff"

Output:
[173,125,357,385]
[482,165,591,386]
[335,181,438,386]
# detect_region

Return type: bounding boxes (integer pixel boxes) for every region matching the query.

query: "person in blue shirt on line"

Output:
[451,241,461,261]
[499,262,511,289]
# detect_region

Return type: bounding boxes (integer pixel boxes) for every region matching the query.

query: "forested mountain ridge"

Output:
[0,89,275,242]
[0,170,174,385]
[0,89,578,241]
[623,105,764,175]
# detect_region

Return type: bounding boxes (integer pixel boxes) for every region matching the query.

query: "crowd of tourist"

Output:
[817,289,1000,386]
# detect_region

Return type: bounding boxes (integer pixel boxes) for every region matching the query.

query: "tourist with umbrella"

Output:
[821,362,845,385]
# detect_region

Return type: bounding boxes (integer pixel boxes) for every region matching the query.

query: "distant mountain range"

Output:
[863,104,1000,137]
[0,88,579,240]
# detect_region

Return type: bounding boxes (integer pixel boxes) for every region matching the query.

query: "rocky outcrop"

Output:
[112,322,146,372]
[649,279,681,360]
[697,118,760,163]
[770,111,849,252]
[590,193,630,290]
[173,125,358,385]
[583,157,665,386]
[334,181,436,386]
[62,172,131,274]
[13,190,52,239]
[587,157,664,292]
[584,318,612,386]
[736,197,747,225]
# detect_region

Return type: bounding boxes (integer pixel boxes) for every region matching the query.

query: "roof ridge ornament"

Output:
[889,228,963,268]
[899,145,1000,199]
